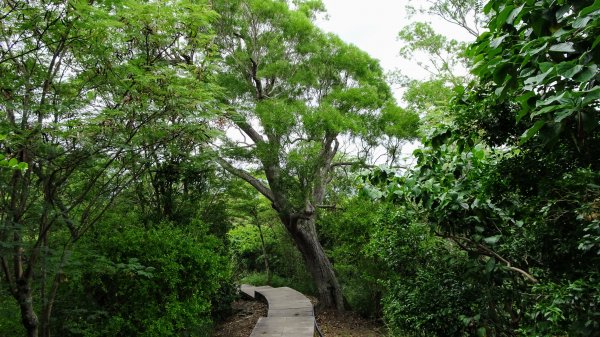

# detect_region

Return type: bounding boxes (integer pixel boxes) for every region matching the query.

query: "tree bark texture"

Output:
[281,214,344,311]
[218,156,345,310]
[17,282,39,337]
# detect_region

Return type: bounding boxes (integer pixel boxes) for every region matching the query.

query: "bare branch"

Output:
[216,157,275,203]
[445,234,539,283]
[226,110,265,145]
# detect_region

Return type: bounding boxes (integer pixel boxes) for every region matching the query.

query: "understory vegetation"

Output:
[1,0,599,336]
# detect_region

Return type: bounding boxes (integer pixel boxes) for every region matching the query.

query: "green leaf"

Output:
[506,4,525,25]
[490,35,508,48]
[537,92,567,107]
[561,64,583,79]
[524,42,548,56]
[593,35,600,49]
[8,158,18,167]
[483,235,502,245]
[485,258,496,273]
[516,91,536,122]
[530,104,562,118]
[496,4,515,26]
[554,109,576,123]
[582,86,600,105]
[519,120,545,144]
[573,15,592,28]
[524,68,553,87]
[574,65,598,82]
[554,108,576,122]
[549,42,576,53]
[580,0,600,17]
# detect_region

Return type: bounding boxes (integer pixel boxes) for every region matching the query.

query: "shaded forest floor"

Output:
[212,297,386,337]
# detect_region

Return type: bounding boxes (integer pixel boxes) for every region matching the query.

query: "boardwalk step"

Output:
[250,316,315,337]
[240,284,273,299]
[242,284,316,337]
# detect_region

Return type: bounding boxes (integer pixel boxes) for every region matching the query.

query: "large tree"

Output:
[0,0,217,335]
[210,0,418,309]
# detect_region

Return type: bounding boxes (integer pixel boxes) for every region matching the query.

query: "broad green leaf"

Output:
[573,16,592,28]
[554,108,576,122]
[524,68,553,86]
[496,4,515,26]
[537,92,567,107]
[561,64,583,79]
[580,0,600,16]
[506,4,525,25]
[582,86,600,105]
[555,4,572,22]
[531,104,562,118]
[574,65,598,82]
[593,35,600,49]
[539,62,556,73]
[549,42,576,53]
[516,91,536,122]
[483,235,502,245]
[523,42,548,56]
[485,258,496,273]
[519,120,545,144]
[490,35,508,49]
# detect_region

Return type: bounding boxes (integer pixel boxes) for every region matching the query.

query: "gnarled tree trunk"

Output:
[282,214,344,310]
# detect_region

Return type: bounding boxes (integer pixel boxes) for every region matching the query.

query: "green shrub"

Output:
[228,222,315,294]
[241,272,288,288]
[520,274,600,337]
[241,272,315,295]
[319,198,389,317]
[0,289,25,336]
[52,223,233,337]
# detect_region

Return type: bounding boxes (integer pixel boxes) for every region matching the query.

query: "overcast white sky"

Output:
[313,1,478,163]
[316,0,474,102]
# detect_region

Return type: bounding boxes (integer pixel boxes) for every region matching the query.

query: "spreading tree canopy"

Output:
[211,0,418,309]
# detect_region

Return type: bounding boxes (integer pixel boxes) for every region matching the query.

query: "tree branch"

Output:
[226,110,265,145]
[216,157,275,203]
[331,161,374,168]
[445,234,539,283]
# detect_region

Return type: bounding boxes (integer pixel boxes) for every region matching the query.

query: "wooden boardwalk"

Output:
[241,284,316,337]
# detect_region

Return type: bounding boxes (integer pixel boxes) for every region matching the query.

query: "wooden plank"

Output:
[249,317,315,337]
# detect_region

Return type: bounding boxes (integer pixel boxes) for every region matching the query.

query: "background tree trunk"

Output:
[256,222,272,285]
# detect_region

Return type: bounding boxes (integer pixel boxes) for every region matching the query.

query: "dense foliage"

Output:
[55,223,232,337]
[2,0,599,336]
[356,0,600,336]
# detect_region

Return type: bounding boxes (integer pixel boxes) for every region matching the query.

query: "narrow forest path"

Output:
[241,284,317,336]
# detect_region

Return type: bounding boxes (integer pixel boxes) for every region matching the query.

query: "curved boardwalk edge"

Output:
[241,284,317,337]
